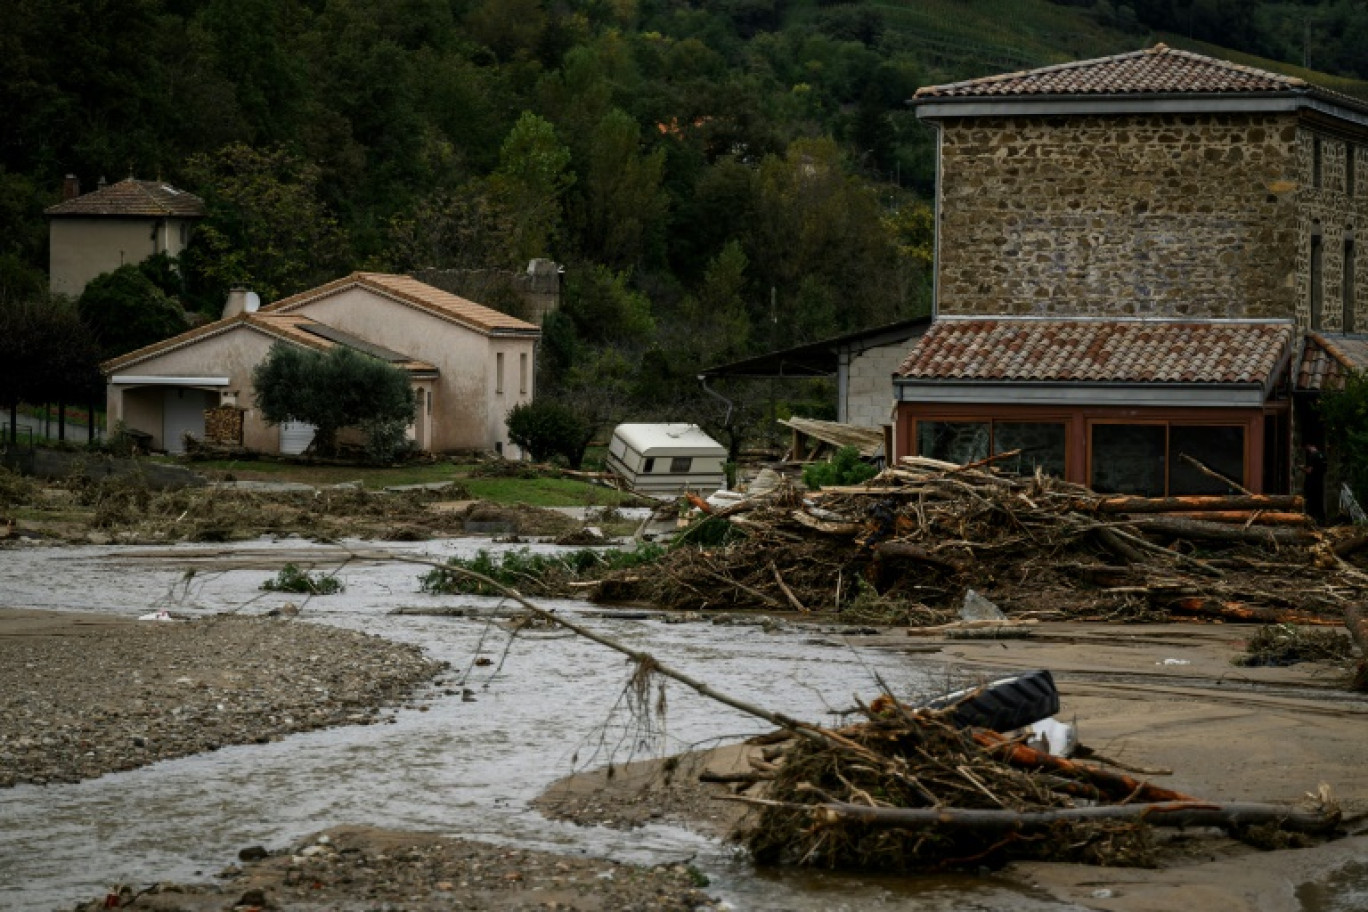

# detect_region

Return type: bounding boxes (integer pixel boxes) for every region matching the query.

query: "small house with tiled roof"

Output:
[45,176,206,297]
[102,272,540,455]
[894,44,1368,497]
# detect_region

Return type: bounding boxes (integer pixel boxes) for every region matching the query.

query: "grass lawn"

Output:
[170,457,647,508]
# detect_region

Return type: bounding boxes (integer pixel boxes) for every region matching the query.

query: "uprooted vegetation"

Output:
[736,700,1339,872]
[0,468,630,544]
[579,458,1368,634]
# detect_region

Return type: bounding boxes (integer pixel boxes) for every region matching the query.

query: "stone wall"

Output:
[1294,130,1366,331]
[935,112,1303,320]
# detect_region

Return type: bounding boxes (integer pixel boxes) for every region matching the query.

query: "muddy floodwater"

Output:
[0,537,1101,911]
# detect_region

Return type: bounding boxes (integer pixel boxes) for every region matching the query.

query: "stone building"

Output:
[45,176,205,297]
[892,44,1368,498]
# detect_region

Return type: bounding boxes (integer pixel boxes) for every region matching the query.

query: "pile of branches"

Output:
[592,457,1368,627]
[738,698,1340,872]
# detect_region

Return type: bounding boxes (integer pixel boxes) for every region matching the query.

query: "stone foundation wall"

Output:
[935,112,1302,320]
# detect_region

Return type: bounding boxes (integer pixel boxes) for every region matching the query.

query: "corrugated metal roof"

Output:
[45,177,206,218]
[895,319,1293,386]
[780,417,884,459]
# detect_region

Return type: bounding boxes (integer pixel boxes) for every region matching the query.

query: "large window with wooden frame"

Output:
[916,419,1067,477]
[1089,422,1246,497]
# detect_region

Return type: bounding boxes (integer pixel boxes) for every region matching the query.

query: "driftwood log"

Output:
[1094,494,1304,514]
[814,799,1341,835]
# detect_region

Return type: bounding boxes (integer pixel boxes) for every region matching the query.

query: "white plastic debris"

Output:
[960,589,1007,622]
[1026,717,1078,757]
[138,610,175,622]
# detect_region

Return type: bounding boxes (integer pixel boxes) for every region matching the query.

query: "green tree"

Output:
[252,343,416,460]
[488,112,575,264]
[568,108,668,270]
[0,297,101,443]
[77,265,189,360]
[184,144,350,306]
[1318,370,1368,508]
[506,399,593,466]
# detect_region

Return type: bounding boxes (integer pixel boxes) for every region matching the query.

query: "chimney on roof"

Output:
[62,174,80,201]
[222,286,250,320]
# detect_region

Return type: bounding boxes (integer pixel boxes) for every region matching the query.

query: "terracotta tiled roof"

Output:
[262,272,540,335]
[1297,333,1368,391]
[45,177,206,218]
[915,43,1307,100]
[895,319,1293,386]
[103,312,438,374]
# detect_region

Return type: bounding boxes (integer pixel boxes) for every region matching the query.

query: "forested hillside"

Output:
[3,0,1365,439]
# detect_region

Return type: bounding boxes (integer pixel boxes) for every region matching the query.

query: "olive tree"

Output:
[252,343,416,461]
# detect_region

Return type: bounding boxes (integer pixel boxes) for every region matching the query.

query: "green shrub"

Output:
[802,445,878,490]
[421,543,666,596]
[261,563,344,595]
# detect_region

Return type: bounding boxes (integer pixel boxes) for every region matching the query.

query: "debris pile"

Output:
[736,695,1341,872]
[593,456,1368,629]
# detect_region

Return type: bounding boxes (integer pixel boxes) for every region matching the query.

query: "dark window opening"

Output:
[1313,136,1323,188]
[1311,232,1324,330]
[643,457,656,473]
[1169,425,1246,494]
[917,421,989,466]
[1091,424,1166,496]
[669,456,693,473]
[1349,145,1357,198]
[992,422,1067,477]
[917,420,1066,477]
[1090,423,1246,497]
[1346,238,1357,333]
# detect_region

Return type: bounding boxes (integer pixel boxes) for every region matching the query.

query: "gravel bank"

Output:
[0,608,446,787]
[72,826,719,911]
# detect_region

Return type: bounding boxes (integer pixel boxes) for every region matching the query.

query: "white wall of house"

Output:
[283,288,537,454]
[49,217,195,297]
[106,324,274,451]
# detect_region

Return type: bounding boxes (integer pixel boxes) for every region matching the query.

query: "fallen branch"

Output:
[1129,516,1316,546]
[813,798,1340,835]
[770,561,808,613]
[873,540,971,573]
[1167,597,1340,626]
[1094,494,1304,514]
[972,731,1199,804]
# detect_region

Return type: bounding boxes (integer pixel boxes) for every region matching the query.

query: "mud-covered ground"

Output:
[3,608,720,911]
[0,467,644,546]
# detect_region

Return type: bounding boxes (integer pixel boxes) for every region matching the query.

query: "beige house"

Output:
[102,272,540,456]
[45,176,206,297]
[894,44,1368,498]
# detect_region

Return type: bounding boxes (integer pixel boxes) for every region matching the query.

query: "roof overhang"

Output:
[894,379,1271,409]
[914,93,1368,132]
[701,316,930,379]
[110,375,230,387]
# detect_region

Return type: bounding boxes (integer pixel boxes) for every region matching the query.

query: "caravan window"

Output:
[644,457,656,473]
[670,456,693,473]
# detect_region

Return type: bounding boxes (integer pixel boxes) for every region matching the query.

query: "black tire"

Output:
[921,669,1060,733]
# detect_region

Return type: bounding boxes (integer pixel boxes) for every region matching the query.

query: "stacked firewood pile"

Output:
[595,456,1368,629]
[734,698,1340,872]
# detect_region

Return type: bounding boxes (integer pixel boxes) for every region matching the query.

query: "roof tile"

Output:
[895,319,1293,386]
[914,43,1312,101]
[45,177,206,218]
